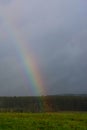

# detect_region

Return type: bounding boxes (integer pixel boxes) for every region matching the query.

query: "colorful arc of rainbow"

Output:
[2,14,45,96]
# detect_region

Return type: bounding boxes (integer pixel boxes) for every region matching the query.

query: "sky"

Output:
[0,0,87,96]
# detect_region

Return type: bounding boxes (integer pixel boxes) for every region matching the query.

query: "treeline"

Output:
[0,95,87,112]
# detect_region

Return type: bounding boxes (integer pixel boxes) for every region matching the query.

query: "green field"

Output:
[0,112,87,130]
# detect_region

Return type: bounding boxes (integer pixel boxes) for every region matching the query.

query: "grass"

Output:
[0,112,87,130]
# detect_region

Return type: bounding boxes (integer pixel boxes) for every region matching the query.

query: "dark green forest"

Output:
[0,95,87,112]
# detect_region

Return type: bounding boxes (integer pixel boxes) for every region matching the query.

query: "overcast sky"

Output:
[0,0,87,96]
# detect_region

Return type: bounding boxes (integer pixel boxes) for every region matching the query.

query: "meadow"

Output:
[0,112,87,130]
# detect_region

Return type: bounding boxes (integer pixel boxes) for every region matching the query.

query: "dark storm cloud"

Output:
[0,0,87,95]
[41,30,87,94]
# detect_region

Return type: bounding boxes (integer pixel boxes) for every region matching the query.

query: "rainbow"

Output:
[1,13,45,96]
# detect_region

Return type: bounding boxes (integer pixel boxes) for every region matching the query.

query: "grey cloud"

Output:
[0,58,35,96]
[42,31,87,94]
[0,0,12,5]
[0,0,87,95]
[17,0,87,35]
